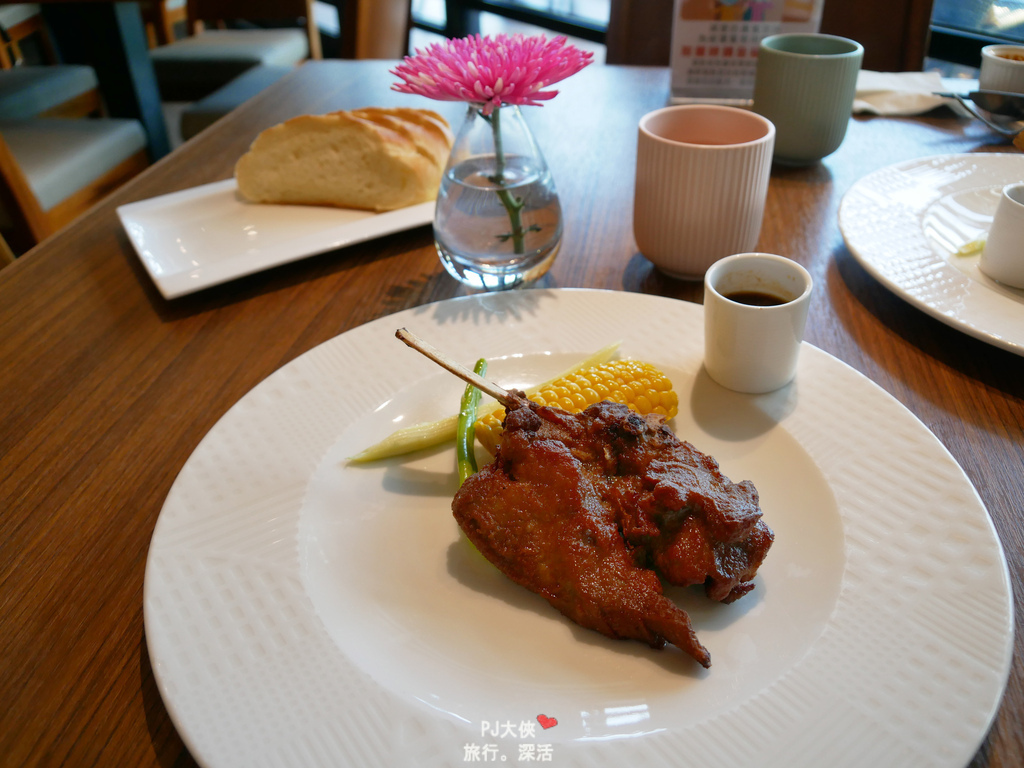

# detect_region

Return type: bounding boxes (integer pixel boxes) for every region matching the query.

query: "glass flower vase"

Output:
[434,104,562,290]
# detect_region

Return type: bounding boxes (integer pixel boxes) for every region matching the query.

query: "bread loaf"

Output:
[235,107,453,212]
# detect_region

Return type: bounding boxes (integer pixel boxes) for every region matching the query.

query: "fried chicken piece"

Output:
[452,392,773,668]
[583,402,774,603]
[453,393,711,666]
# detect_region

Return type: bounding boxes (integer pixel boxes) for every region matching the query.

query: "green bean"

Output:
[457,359,488,485]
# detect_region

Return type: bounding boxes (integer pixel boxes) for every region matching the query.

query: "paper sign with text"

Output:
[669,0,825,104]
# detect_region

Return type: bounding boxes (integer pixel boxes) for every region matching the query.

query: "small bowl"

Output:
[980,45,1024,95]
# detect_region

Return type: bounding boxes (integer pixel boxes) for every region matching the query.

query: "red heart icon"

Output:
[537,714,558,730]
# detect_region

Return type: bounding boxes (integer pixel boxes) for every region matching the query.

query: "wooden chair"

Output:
[0,119,148,252]
[176,1,405,142]
[149,0,321,102]
[0,4,55,68]
[354,0,409,59]
[140,0,187,49]
[605,0,674,67]
[819,0,935,72]
[0,230,15,267]
[0,4,104,119]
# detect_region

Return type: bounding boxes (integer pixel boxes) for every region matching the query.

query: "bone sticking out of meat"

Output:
[396,328,510,405]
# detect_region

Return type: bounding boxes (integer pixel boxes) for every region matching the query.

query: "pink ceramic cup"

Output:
[633,105,775,279]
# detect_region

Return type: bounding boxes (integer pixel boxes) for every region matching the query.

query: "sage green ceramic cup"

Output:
[752,33,864,166]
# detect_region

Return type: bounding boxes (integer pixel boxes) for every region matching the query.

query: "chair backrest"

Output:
[354,0,410,60]
[819,0,935,72]
[139,0,187,48]
[0,4,58,69]
[185,0,321,58]
[605,0,673,67]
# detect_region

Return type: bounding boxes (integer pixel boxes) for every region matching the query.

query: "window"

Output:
[930,0,1024,68]
[410,0,609,61]
[933,0,1024,43]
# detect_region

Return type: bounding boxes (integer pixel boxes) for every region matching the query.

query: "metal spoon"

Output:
[964,90,1024,118]
[933,89,1024,118]
[935,91,1024,138]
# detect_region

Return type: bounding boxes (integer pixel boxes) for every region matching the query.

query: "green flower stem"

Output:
[483,107,527,255]
[490,106,507,178]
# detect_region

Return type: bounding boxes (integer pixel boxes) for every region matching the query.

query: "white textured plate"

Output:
[839,153,1024,356]
[144,289,1012,768]
[117,179,434,299]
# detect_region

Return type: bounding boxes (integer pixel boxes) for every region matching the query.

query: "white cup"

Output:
[704,252,813,394]
[980,182,1024,289]
[633,105,775,279]
[980,45,1024,95]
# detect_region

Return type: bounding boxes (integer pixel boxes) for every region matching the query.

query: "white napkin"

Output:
[853,70,950,116]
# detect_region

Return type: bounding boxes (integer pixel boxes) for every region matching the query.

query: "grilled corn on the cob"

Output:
[474,359,678,455]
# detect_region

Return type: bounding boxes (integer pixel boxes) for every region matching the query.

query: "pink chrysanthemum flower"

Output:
[391,33,593,115]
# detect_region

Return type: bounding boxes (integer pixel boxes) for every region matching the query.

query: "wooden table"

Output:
[1,60,1021,767]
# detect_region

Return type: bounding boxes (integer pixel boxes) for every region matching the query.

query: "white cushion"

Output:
[151,28,308,100]
[0,118,147,211]
[0,4,42,29]
[180,63,293,140]
[0,65,99,119]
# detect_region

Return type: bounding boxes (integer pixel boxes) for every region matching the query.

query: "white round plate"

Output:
[144,289,1012,768]
[839,153,1024,356]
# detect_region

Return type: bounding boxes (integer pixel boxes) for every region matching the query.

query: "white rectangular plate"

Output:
[117,179,434,299]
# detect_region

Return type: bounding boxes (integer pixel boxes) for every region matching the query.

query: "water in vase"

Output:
[434,154,562,290]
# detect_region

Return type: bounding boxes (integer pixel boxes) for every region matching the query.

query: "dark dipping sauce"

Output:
[724,290,789,307]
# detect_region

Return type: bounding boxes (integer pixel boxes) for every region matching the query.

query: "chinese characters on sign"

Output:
[670,0,824,103]
[462,718,557,762]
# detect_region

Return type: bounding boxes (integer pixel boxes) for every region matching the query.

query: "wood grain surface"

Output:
[1,61,1022,767]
